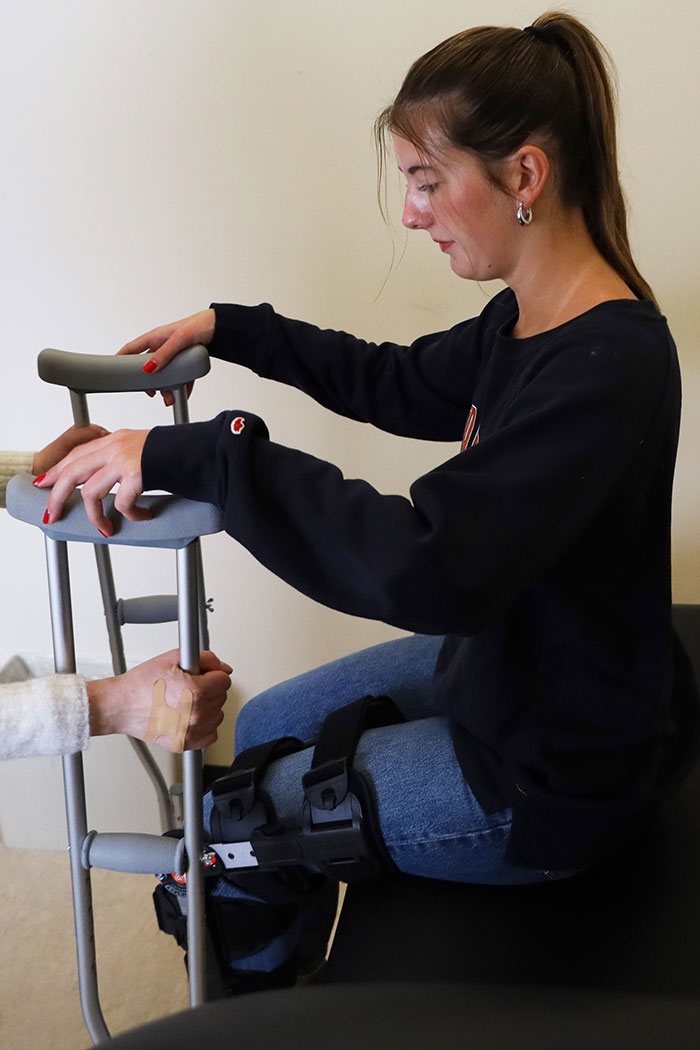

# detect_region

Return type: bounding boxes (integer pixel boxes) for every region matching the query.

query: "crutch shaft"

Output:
[46,536,110,1045]
[178,542,207,1006]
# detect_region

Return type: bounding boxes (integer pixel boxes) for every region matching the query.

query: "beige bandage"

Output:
[144,679,194,752]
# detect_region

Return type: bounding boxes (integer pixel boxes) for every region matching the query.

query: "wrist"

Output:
[86,676,123,737]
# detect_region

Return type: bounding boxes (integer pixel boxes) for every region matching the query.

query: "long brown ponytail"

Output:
[375,11,656,304]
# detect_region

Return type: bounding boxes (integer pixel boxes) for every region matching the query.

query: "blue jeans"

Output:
[203,635,559,980]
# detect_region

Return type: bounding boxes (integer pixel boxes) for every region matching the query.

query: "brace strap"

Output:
[301,694,405,878]
[210,736,306,842]
[302,694,404,811]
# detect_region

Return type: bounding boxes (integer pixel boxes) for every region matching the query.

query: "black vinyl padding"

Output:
[324,605,700,994]
[324,759,700,993]
[95,984,700,1050]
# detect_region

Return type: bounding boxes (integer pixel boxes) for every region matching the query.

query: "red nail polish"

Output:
[33,473,47,486]
[43,510,50,525]
[143,359,158,374]
[98,528,110,538]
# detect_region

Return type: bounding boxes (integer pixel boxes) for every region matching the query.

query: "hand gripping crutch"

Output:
[6,347,224,1044]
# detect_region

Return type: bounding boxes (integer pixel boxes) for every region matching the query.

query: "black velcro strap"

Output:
[303,695,404,811]
[210,735,305,840]
[153,884,188,949]
[212,736,305,818]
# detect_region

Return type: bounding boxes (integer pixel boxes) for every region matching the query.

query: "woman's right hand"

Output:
[118,308,216,369]
[117,308,216,405]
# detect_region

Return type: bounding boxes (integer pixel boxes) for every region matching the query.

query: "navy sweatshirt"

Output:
[142,288,699,868]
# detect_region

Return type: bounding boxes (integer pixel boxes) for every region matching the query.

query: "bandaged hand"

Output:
[87,650,233,752]
[32,423,110,477]
[33,428,150,538]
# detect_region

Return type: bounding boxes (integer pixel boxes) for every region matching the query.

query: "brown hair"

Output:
[375,11,656,304]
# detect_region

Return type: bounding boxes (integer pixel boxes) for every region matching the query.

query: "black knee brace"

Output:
[208,694,404,881]
[153,695,404,995]
[153,867,306,997]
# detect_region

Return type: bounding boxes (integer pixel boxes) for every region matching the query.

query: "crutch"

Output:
[6,346,224,1044]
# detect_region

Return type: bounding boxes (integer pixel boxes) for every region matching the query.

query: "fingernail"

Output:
[43,510,50,525]
[143,359,158,374]
[98,528,110,539]
[33,473,46,486]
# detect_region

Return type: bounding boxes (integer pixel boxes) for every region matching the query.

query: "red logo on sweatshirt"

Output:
[461,405,480,452]
[230,416,246,435]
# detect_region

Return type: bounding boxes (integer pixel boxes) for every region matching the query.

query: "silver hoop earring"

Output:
[517,201,533,226]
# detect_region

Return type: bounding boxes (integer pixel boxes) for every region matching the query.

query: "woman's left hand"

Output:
[33,429,150,537]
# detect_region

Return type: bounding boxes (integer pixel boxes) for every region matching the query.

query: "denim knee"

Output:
[234,695,258,755]
[234,685,290,755]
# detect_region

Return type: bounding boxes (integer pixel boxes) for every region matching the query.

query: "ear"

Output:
[505,145,550,207]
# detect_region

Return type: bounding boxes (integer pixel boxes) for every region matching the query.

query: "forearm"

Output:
[142,410,510,635]
[209,303,471,440]
[86,675,123,737]
[85,670,159,740]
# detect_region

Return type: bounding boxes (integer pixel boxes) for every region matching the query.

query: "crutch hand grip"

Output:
[82,830,187,875]
[38,344,210,394]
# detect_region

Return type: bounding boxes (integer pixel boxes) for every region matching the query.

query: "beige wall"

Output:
[1,0,698,842]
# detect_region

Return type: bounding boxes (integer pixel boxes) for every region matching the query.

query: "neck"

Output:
[505,208,636,339]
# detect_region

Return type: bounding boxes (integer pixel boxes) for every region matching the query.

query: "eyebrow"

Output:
[398,163,436,176]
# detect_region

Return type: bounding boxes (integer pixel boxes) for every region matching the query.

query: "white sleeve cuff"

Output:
[0,452,36,507]
[0,674,90,760]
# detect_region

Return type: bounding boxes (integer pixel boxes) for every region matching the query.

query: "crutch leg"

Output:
[178,541,207,1006]
[46,534,110,1044]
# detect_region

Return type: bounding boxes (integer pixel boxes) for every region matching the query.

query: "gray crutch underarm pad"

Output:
[7,474,223,549]
[37,344,210,393]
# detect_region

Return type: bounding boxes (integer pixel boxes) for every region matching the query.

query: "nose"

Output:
[402,188,431,231]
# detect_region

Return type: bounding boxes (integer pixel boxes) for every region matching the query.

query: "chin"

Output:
[450,255,498,282]
[447,251,476,280]
[450,260,477,280]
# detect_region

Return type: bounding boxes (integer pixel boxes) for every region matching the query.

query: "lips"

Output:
[436,240,454,252]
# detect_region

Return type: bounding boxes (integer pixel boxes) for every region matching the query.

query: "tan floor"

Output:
[0,846,346,1049]
[0,845,188,1049]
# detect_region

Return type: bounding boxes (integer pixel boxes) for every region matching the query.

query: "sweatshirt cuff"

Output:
[142,411,270,506]
[208,302,275,372]
[142,419,221,500]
